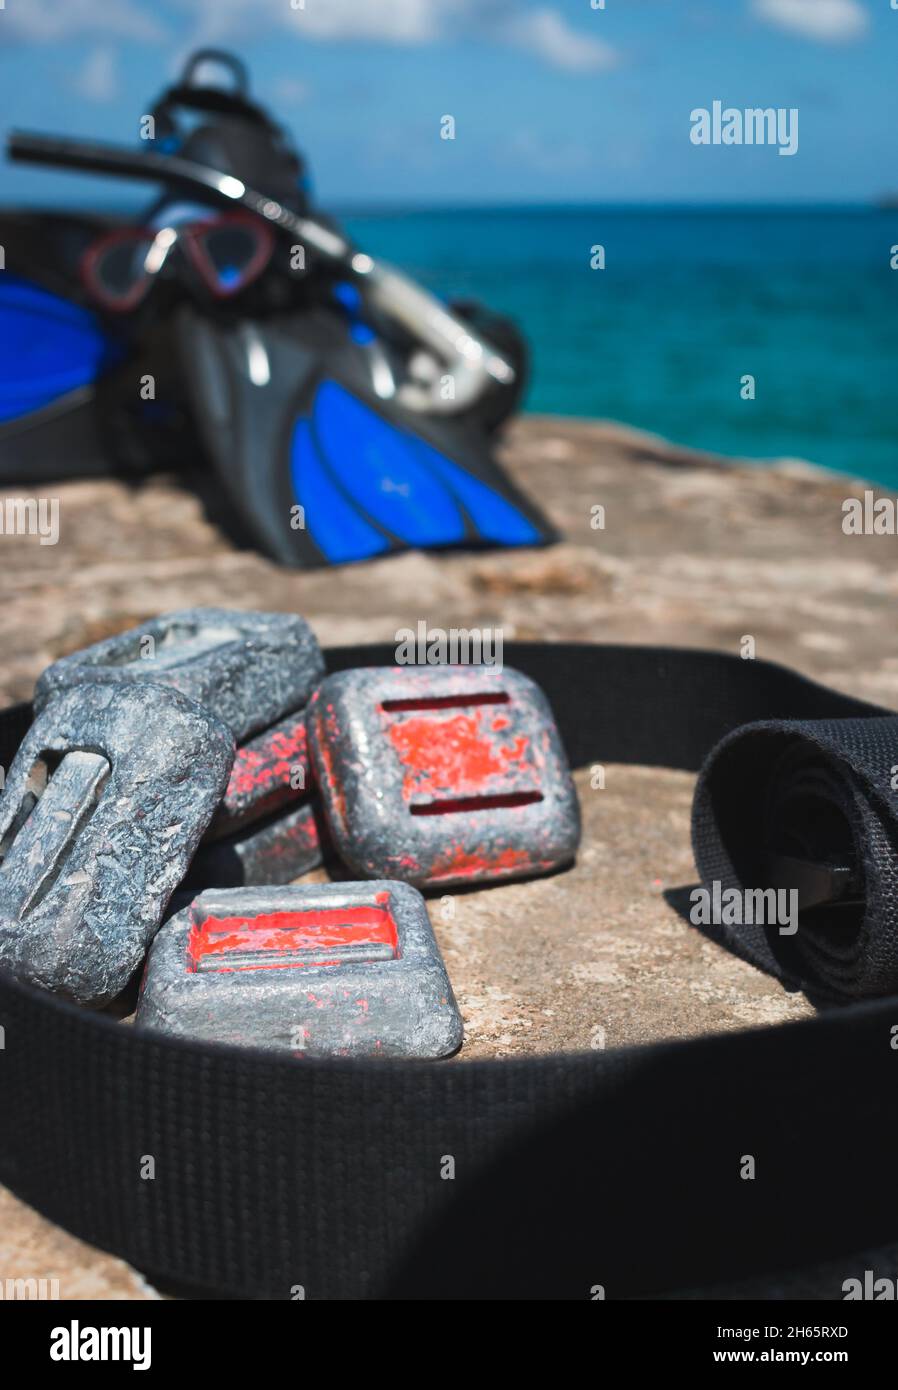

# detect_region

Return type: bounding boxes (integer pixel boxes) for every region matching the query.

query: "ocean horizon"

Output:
[18,197,897,483]
[343,203,898,486]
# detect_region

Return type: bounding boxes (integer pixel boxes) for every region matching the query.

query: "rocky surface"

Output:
[1,413,896,1299]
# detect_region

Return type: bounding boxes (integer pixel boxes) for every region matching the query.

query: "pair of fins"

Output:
[0,50,557,568]
[178,306,552,566]
[0,272,554,565]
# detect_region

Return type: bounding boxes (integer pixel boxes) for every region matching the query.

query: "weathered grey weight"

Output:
[136,881,463,1059]
[0,683,233,1006]
[34,607,324,741]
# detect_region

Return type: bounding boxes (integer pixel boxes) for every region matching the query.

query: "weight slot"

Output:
[188,906,401,974]
[381,692,510,713]
[0,750,110,915]
[196,940,398,973]
[409,790,544,816]
[86,619,242,673]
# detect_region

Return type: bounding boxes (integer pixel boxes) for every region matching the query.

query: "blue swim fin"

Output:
[0,275,114,423]
[0,271,127,480]
[174,305,556,568]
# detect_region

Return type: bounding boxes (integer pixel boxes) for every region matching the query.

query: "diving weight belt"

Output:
[1,640,897,1299]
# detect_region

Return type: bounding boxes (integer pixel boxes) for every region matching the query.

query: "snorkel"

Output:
[7,129,516,417]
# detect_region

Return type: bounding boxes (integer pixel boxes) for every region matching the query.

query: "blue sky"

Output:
[0,0,894,207]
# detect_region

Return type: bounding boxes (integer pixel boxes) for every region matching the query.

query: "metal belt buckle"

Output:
[306,665,580,887]
[136,881,463,1059]
[0,684,233,1006]
[36,608,327,885]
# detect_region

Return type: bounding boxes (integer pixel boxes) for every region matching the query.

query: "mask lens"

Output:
[88,234,155,307]
[198,222,267,294]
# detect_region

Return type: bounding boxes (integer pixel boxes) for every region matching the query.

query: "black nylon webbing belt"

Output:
[1,641,897,1300]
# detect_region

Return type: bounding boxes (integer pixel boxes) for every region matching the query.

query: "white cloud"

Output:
[292,0,441,44]
[5,0,164,43]
[288,0,619,72]
[71,45,121,103]
[169,0,269,46]
[7,0,620,76]
[752,0,869,43]
[497,8,618,72]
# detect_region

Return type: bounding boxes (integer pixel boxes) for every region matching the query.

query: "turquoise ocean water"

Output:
[344,207,898,485]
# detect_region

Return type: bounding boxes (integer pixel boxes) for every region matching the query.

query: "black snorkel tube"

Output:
[7,130,516,416]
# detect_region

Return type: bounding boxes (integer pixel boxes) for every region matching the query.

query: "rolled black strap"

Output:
[1,642,897,1300]
[694,716,898,1001]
